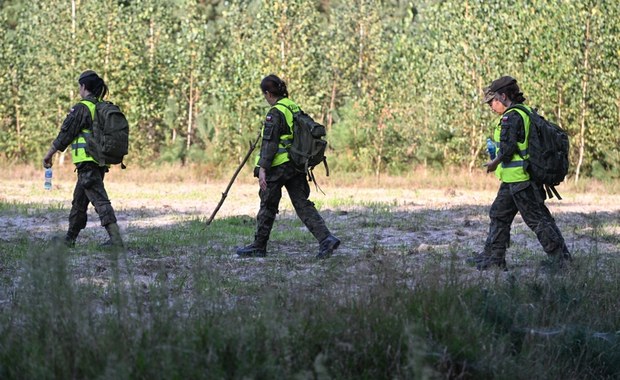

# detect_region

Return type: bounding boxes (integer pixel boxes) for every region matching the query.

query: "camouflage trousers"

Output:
[253,162,331,247]
[67,162,117,238]
[484,181,569,259]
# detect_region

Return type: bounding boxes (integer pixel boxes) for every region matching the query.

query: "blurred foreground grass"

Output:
[0,165,619,379]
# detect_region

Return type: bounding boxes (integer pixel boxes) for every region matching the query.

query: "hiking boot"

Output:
[559,250,572,263]
[100,223,125,250]
[51,234,76,248]
[539,259,564,273]
[466,253,507,271]
[236,243,267,258]
[317,235,341,259]
[99,239,125,249]
[540,249,572,273]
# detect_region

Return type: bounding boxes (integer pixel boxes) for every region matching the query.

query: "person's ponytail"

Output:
[260,74,288,97]
[78,70,108,99]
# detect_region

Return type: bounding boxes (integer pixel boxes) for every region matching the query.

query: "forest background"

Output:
[1,0,619,182]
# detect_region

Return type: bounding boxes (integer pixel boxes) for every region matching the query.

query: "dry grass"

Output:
[5,162,618,191]
[1,163,619,378]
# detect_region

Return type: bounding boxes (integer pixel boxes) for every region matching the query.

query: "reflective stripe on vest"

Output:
[255,98,298,168]
[493,105,531,183]
[71,100,98,164]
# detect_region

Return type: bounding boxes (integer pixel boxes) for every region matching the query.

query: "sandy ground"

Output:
[0,171,620,248]
[2,167,620,292]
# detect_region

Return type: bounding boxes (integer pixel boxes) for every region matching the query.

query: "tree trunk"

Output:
[149,17,155,68]
[57,104,66,165]
[357,0,366,91]
[60,0,77,166]
[327,81,336,131]
[375,106,391,184]
[375,117,385,185]
[357,22,364,91]
[556,85,563,129]
[466,82,483,174]
[575,14,591,183]
[13,77,21,155]
[617,97,620,129]
[71,0,76,70]
[187,68,194,151]
[104,12,112,75]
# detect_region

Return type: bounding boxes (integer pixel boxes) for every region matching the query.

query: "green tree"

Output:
[1,0,619,178]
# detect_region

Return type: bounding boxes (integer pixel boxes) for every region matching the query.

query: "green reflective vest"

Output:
[494,105,531,183]
[255,98,297,168]
[71,100,98,165]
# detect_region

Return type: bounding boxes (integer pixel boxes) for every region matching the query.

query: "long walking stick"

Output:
[205,131,262,226]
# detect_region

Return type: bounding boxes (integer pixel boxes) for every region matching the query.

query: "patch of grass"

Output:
[0,200,66,215]
[2,244,618,379]
[1,168,620,378]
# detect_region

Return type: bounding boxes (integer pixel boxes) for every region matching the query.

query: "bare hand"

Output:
[43,146,57,168]
[258,167,267,191]
[483,160,499,173]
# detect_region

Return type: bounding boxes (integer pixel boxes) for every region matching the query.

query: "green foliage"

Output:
[1,0,619,178]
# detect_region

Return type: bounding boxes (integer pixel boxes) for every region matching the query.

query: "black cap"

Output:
[483,76,517,103]
[78,70,98,85]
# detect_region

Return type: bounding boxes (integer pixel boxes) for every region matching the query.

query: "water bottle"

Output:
[486,137,496,160]
[44,167,53,190]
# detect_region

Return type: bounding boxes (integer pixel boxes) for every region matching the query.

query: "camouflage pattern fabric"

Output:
[483,181,569,259]
[254,162,330,247]
[67,162,117,238]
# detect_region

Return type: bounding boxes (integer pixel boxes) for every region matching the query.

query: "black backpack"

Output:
[278,103,329,177]
[84,100,129,168]
[509,104,569,199]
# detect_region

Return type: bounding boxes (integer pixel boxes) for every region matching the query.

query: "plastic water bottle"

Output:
[44,167,53,190]
[486,137,496,160]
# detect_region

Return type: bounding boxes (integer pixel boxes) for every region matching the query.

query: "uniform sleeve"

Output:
[52,103,92,152]
[257,108,286,169]
[499,110,526,165]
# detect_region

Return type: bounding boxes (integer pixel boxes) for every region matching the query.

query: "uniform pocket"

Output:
[78,165,102,189]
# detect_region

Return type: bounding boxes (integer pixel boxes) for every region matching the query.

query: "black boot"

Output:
[540,247,572,272]
[466,253,507,271]
[51,233,76,248]
[317,235,341,259]
[101,223,125,249]
[63,234,76,248]
[236,242,267,257]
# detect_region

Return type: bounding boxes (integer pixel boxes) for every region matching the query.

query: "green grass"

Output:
[0,242,618,379]
[0,186,619,379]
[0,200,66,214]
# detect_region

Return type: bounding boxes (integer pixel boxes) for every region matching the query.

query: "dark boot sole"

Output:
[236,249,267,258]
[317,240,340,259]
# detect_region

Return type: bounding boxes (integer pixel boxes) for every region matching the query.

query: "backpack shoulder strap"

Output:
[273,101,298,136]
[274,101,303,115]
[80,97,104,107]
[275,101,290,110]
[78,99,97,129]
[505,104,534,136]
[508,104,530,114]
[506,104,533,121]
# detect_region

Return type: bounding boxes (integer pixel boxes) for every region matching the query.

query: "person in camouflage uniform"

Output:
[469,76,571,270]
[42,70,124,249]
[237,74,340,259]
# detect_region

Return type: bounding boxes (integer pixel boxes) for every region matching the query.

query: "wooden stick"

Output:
[205,131,261,226]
